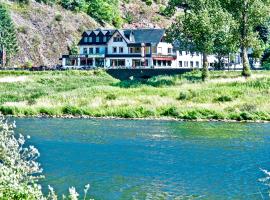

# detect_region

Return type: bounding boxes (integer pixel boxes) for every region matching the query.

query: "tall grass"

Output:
[0,70,270,121]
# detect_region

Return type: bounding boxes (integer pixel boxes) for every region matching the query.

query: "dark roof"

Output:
[79,28,165,45]
[128,29,165,44]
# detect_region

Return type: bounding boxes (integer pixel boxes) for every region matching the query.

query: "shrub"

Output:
[17,25,28,34]
[177,90,196,101]
[23,61,33,69]
[54,13,63,22]
[0,116,91,199]
[62,105,83,115]
[144,0,153,5]
[105,93,117,100]
[215,95,233,102]
[161,106,179,117]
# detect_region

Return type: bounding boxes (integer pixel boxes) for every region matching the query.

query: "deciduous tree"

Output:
[0,4,19,68]
[167,0,236,81]
[221,0,270,76]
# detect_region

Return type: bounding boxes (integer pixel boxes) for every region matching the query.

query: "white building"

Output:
[61,28,249,69]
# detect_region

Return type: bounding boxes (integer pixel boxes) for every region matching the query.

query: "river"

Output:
[14,118,270,199]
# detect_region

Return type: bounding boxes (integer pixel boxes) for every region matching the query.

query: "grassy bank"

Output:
[0,70,270,121]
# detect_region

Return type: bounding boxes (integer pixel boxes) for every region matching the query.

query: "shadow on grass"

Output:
[112,77,176,88]
[112,71,203,88]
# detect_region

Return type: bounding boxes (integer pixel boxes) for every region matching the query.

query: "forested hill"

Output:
[2,0,171,67]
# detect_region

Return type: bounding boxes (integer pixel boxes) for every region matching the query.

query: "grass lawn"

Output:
[0,69,270,121]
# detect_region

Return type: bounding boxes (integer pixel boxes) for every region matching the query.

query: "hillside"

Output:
[2,0,171,67]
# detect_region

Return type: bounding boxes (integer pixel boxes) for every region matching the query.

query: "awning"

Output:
[153,57,176,61]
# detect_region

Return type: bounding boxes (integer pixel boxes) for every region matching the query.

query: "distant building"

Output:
[61,28,259,69]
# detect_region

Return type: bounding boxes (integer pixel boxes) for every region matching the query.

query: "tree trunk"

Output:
[241,0,251,77]
[241,46,251,77]
[202,53,209,81]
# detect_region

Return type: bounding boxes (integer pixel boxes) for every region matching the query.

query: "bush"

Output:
[17,25,28,34]
[0,116,91,199]
[54,13,63,22]
[23,61,33,69]
[144,0,153,5]
[215,95,233,102]
[161,106,179,117]
[177,90,196,101]
[62,105,83,115]
[105,93,117,100]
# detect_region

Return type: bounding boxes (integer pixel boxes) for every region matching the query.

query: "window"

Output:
[96,47,100,54]
[96,37,100,43]
[186,51,189,55]
[113,47,117,53]
[196,61,199,67]
[83,37,87,43]
[168,48,172,54]
[119,47,124,53]
[88,37,92,43]
[89,48,93,54]
[179,51,182,55]
[179,61,183,67]
[184,61,188,67]
[103,37,107,42]
[110,59,126,67]
[129,47,141,53]
[168,61,172,66]
[196,52,199,56]
[158,47,162,54]
[113,36,123,42]
[83,48,87,54]
[152,47,157,54]
[190,61,194,68]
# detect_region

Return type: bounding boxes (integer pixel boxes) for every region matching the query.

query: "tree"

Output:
[221,0,270,76]
[87,0,122,28]
[68,41,79,55]
[167,0,236,81]
[0,4,19,68]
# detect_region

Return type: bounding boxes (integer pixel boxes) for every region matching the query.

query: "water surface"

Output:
[14,118,270,199]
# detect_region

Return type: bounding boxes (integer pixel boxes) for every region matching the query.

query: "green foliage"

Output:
[54,13,63,21]
[144,0,153,6]
[215,95,233,102]
[87,0,122,27]
[221,0,270,76]
[17,25,28,34]
[0,4,19,67]
[124,11,134,24]
[68,41,78,55]
[167,0,236,81]
[60,0,87,12]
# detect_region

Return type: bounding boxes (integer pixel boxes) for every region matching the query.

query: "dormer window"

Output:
[103,37,107,42]
[84,37,87,43]
[88,37,92,43]
[96,37,100,43]
[113,35,123,42]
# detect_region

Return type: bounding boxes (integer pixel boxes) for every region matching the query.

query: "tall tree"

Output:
[221,0,270,76]
[0,4,18,68]
[167,0,236,81]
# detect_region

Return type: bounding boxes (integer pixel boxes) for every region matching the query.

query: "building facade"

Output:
[61,28,247,69]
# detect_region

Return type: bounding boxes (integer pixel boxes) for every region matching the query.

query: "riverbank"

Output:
[0,70,270,122]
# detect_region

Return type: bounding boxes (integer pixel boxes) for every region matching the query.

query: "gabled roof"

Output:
[79,28,165,45]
